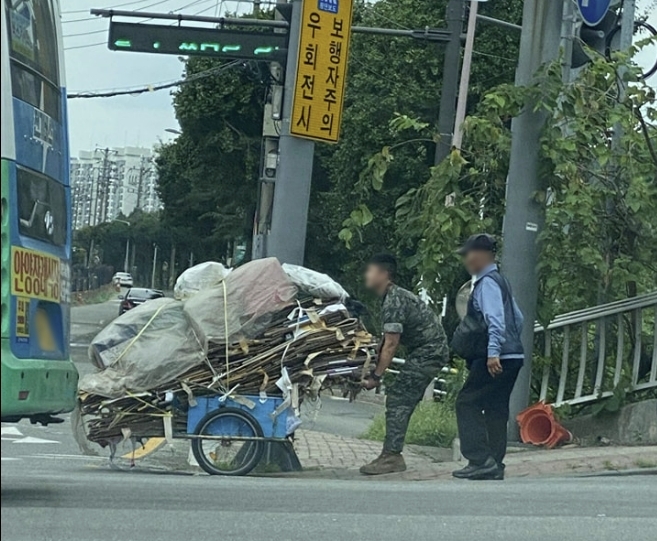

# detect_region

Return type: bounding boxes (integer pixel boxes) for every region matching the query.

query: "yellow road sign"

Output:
[291,0,354,143]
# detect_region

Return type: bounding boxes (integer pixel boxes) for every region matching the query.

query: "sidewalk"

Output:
[287,429,657,481]
[135,427,656,481]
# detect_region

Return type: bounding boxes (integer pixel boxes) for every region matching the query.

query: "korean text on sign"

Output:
[11,247,62,303]
[291,0,354,143]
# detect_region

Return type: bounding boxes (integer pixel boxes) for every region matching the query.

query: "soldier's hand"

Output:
[487,357,503,378]
[361,377,378,390]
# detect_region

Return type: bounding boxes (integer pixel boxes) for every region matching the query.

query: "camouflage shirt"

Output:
[381,284,448,364]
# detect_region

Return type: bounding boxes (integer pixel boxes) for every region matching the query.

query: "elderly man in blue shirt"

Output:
[452,234,524,481]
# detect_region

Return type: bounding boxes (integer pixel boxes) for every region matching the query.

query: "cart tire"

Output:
[191,408,265,476]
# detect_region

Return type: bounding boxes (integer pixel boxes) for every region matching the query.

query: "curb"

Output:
[577,468,657,478]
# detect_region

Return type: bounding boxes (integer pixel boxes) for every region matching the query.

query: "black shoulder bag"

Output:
[450,283,488,362]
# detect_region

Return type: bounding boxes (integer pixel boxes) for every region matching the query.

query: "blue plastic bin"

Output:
[186,395,288,439]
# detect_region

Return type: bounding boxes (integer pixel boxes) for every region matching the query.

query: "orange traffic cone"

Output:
[516,402,572,449]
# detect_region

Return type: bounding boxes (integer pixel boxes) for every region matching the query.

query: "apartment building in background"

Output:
[71,146,162,229]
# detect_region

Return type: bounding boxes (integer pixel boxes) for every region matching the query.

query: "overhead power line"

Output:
[67,60,242,98]
[64,0,221,46]
[63,0,173,23]
[62,0,154,15]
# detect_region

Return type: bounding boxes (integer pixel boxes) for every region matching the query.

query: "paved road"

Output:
[2,440,656,541]
[3,300,657,540]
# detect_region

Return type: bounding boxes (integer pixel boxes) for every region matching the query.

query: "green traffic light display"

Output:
[108,22,288,62]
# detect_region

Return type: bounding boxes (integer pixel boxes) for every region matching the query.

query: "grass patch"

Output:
[634,458,657,469]
[362,400,457,448]
[72,284,117,306]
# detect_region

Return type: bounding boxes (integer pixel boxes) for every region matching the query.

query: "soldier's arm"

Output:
[374,333,400,378]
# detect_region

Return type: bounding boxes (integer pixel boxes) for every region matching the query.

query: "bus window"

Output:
[5,0,59,86]
[5,0,60,121]
[16,166,67,246]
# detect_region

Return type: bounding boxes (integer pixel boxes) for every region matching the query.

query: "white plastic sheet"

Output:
[174,261,231,300]
[282,263,348,301]
[184,257,297,344]
[82,298,206,398]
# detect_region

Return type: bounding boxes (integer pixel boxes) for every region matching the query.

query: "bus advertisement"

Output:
[1,0,78,423]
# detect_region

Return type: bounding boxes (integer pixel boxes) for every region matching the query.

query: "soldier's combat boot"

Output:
[359,452,407,475]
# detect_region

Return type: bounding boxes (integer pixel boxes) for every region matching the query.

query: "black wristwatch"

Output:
[371,372,382,382]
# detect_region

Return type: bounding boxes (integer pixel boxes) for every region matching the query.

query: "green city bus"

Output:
[1,0,78,424]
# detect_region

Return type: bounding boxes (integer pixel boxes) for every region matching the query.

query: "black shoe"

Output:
[456,457,499,480]
[452,462,480,479]
[472,464,504,481]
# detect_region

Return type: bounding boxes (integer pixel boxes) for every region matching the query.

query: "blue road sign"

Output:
[577,0,613,26]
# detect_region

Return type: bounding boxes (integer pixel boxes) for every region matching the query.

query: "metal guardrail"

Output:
[534,291,657,407]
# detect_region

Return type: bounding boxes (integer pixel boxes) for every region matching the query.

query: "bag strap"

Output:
[479,272,518,327]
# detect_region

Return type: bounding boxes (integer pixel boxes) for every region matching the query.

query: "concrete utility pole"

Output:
[452,0,480,151]
[264,0,315,265]
[502,0,564,439]
[136,157,148,209]
[151,244,158,288]
[94,147,114,224]
[252,2,286,261]
[434,0,465,163]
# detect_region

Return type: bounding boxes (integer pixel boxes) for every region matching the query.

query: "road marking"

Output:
[70,343,89,348]
[27,454,106,461]
[12,436,61,444]
[1,426,23,437]
[1,457,21,461]
[121,437,166,459]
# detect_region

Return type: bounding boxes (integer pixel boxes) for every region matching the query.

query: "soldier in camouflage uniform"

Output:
[360,254,449,475]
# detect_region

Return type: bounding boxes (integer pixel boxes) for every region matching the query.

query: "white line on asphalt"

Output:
[1,457,21,461]
[28,454,106,460]
[1,426,23,436]
[12,437,61,444]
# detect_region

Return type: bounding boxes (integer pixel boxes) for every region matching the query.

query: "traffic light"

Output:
[571,11,618,68]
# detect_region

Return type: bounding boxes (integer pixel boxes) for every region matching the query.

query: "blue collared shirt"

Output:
[471,263,524,359]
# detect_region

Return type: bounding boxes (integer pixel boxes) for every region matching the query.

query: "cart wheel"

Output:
[191,407,264,476]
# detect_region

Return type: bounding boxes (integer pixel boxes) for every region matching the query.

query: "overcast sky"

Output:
[63,0,655,157]
[63,1,257,155]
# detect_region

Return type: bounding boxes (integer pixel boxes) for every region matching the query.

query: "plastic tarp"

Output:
[184,257,297,344]
[282,263,349,301]
[174,261,231,300]
[81,298,206,398]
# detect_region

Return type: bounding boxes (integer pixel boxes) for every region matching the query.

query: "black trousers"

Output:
[455,359,522,466]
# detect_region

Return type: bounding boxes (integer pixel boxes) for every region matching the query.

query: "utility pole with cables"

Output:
[502,0,564,439]
[434,0,465,164]
[94,147,115,225]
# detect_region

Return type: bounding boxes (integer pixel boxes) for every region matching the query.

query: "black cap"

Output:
[457,234,497,255]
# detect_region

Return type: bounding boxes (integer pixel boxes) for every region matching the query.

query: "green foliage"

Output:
[344,41,657,333]
[362,361,466,448]
[590,374,632,417]
[148,0,523,300]
[156,56,266,262]
[305,0,523,302]
[73,209,175,287]
[363,400,458,448]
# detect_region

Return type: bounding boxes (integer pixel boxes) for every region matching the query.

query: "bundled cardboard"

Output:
[78,259,374,445]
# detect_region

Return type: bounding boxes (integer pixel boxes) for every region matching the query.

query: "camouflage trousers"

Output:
[383,360,441,454]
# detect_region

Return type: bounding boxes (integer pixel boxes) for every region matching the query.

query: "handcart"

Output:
[177,393,292,476]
